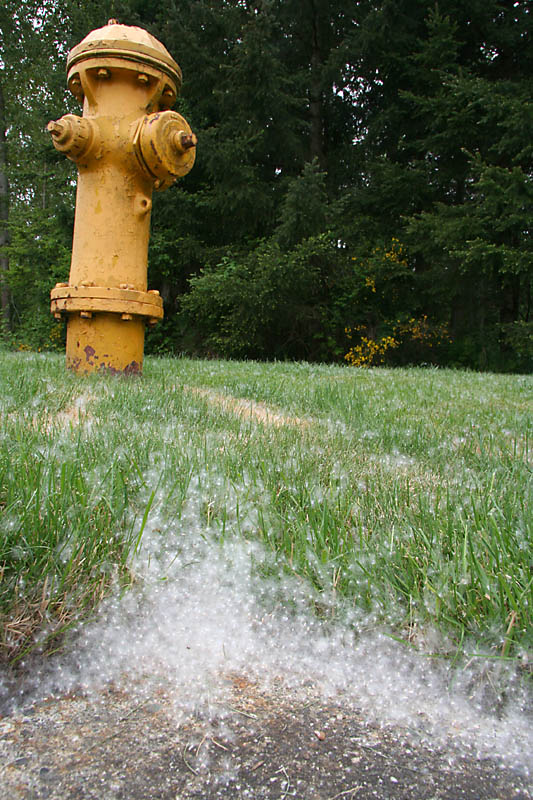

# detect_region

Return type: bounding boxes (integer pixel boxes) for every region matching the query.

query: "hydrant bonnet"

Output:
[66,20,182,105]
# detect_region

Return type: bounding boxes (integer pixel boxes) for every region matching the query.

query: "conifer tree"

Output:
[1,1,530,367]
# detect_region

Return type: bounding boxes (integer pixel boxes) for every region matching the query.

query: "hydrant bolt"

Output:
[48,19,195,375]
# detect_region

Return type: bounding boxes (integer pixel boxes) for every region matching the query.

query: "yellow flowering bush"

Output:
[381,237,408,267]
[345,335,399,366]
[344,328,399,367]
[345,316,452,367]
[48,323,64,350]
[13,320,65,353]
[394,315,451,347]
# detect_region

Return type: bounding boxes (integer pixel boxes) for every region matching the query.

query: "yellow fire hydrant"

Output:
[48,19,196,374]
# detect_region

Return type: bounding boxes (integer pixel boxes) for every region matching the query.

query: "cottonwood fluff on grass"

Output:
[1,355,531,779]
[18,475,533,779]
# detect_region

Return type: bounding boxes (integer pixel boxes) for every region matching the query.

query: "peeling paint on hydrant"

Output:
[48,19,196,374]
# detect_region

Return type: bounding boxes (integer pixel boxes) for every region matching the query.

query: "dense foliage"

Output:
[1,0,531,371]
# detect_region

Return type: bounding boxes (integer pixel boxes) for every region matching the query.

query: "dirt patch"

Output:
[1,394,93,435]
[1,678,530,799]
[49,404,91,431]
[44,394,94,433]
[183,386,309,429]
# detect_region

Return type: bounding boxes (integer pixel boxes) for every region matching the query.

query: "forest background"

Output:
[0,0,531,372]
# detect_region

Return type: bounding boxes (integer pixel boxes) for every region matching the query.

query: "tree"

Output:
[2,1,531,369]
[402,2,533,369]
[147,0,362,359]
[342,0,532,369]
[0,0,75,344]
[0,79,9,333]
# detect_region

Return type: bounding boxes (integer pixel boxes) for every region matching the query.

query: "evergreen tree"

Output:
[402,2,533,368]
[1,1,530,368]
[151,0,361,358]
[344,0,532,369]
[0,0,85,345]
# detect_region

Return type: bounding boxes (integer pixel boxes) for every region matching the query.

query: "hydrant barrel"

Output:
[49,20,196,374]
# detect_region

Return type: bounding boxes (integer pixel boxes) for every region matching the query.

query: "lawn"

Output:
[0,352,531,678]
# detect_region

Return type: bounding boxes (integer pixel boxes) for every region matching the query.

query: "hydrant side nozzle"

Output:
[47,114,97,161]
[134,111,196,188]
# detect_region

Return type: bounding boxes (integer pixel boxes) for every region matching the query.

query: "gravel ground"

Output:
[1,675,531,800]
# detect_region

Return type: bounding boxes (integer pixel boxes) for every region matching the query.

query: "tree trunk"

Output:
[309,1,326,170]
[499,275,521,328]
[0,80,11,333]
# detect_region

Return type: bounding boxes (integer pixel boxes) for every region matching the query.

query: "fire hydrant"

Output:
[48,19,196,374]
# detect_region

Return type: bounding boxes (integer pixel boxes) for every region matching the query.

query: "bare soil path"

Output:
[1,677,530,799]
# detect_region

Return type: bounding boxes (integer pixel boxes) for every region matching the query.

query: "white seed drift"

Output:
[21,475,533,776]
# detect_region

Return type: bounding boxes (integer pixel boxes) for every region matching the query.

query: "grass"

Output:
[0,352,531,671]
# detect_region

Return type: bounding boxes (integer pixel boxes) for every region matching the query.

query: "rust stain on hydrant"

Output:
[48,19,196,374]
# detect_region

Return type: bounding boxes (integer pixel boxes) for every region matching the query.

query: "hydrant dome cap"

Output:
[67,21,182,90]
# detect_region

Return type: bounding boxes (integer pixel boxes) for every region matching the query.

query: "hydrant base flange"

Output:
[50,285,164,320]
